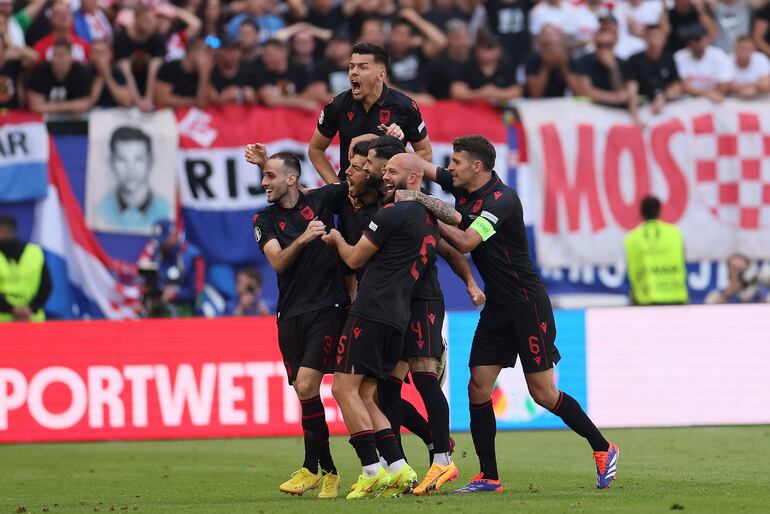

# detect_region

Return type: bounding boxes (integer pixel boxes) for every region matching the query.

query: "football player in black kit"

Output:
[338,137,484,495]
[250,151,349,499]
[321,153,440,499]
[399,135,619,492]
[308,42,433,183]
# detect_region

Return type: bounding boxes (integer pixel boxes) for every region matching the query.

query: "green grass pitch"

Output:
[2,426,769,513]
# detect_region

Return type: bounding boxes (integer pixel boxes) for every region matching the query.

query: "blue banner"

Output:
[447,310,587,431]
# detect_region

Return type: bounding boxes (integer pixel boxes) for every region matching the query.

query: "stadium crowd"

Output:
[3,0,770,117]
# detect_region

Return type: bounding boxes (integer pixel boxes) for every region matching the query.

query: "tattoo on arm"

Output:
[395,190,461,226]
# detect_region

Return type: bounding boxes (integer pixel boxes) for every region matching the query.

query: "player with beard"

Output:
[342,136,483,494]
[398,135,619,492]
[322,153,440,499]
[250,151,349,499]
[309,42,433,183]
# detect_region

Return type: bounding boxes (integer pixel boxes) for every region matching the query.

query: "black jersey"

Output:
[316,84,428,179]
[436,167,547,304]
[253,183,350,319]
[337,200,379,281]
[351,202,439,333]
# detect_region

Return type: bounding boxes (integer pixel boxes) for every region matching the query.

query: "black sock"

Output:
[470,400,498,480]
[412,371,451,454]
[401,399,432,445]
[318,419,337,475]
[374,428,404,466]
[378,376,404,439]
[300,395,326,473]
[549,391,609,452]
[349,430,379,467]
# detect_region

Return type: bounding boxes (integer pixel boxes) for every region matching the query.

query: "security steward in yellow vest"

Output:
[624,196,689,305]
[0,216,51,322]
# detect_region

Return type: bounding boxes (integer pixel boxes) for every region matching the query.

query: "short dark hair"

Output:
[239,19,259,32]
[369,135,405,161]
[110,126,152,155]
[238,267,263,288]
[369,135,405,152]
[263,38,287,50]
[0,215,17,231]
[391,18,414,33]
[351,42,389,67]
[352,140,371,157]
[453,135,496,171]
[640,195,661,220]
[269,151,302,177]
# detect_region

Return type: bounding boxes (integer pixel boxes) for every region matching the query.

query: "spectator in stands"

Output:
[482,0,533,70]
[287,0,348,38]
[344,0,398,41]
[74,0,112,44]
[386,9,447,104]
[625,0,663,40]
[237,19,261,64]
[572,0,602,52]
[425,0,472,30]
[573,28,630,107]
[675,23,732,102]
[1,0,45,48]
[450,29,521,103]
[256,38,317,111]
[33,1,90,64]
[0,215,51,323]
[114,4,166,112]
[314,34,352,96]
[209,36,257,105]
[624,195,689,306]
[157,3,202,61]
[0,38,24,109]
[710,0,751,54]
[358,17,387,47]
[89,40,132,108]
[227,267,271,316]
[663,0,717,53]
[728,35,770,98]
[598,12,645,60]
[705,253,770,304]
[625,25,682,120]
[529,0,590,49]
[524,24,575,98]
[427,18,472,100]
[27,39,92,115]
[199,0,226,42]
[154,38,213,108]
[139,219,204,318]
[752,0,770,58]
[227,0,285,44]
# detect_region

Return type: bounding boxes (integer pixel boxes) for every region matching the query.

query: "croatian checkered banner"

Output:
[518,97,770,267]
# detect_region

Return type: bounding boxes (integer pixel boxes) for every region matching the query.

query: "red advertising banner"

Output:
[0,318,425,443]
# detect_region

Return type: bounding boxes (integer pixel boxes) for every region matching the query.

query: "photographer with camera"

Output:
[227,267,271,316]
[136,219,204,318]
[705,254,770,304]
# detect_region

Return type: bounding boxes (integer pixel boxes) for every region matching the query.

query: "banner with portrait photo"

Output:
[85,109,178,235]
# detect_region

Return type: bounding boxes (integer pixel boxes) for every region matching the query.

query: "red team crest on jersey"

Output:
[300,206,315,220]
[379,109,391,125]
[347,111,354,121]
[494,191,503,200]
[278,221,286,231]
[472,199,483,213]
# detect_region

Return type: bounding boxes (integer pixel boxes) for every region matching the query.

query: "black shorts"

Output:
[334,316,403,380]
[277,304,348,384]
[403,297,445,360]
[469,296,561,373]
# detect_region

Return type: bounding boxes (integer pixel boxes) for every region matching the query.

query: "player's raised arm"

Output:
[395,190,461,225]
[322,228,378,269]
[262,220,326,274]
[308,128,340,184]
[438,221,484,254]
[437,238,485,306]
